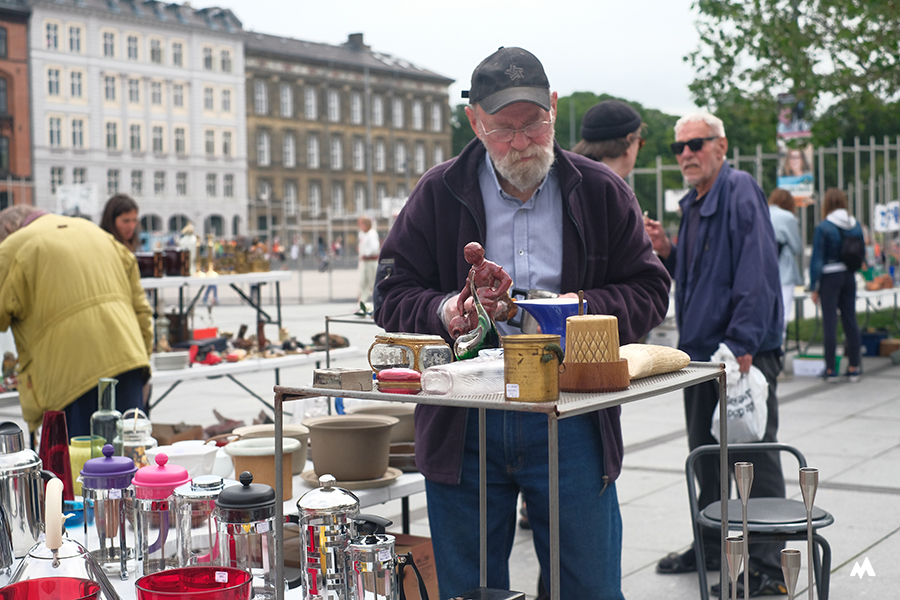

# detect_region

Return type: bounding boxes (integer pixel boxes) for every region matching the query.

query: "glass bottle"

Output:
[90,378,122,456]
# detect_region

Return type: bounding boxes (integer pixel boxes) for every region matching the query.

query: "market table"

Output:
[272,362,728,600]
[795,286,900,354]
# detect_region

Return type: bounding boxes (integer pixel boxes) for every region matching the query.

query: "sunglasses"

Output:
[671,136,718,155]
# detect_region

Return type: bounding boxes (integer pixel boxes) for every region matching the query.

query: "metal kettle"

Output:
[0,421,56,557]
[348,514,429,600]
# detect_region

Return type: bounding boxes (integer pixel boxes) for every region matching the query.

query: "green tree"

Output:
[451,104,476,156]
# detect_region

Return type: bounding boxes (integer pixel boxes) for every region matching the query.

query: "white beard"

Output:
[487,138,555,193]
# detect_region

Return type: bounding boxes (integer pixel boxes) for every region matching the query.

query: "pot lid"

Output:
[132,452,191,491]
[0,421,41,471]
[296,474,360,512]
[215,471,275,510]
[0,421,26,453]
[81,444,138,478]
[175,475,239,500]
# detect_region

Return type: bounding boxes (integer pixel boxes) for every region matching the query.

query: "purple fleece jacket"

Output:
[373,138,670,485]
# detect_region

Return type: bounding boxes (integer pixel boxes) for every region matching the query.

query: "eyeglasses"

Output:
[479,117,555,143]
[671,136,718,155]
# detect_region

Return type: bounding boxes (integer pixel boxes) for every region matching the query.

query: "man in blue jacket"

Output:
[374,47,669,599]
[644,113,787,596]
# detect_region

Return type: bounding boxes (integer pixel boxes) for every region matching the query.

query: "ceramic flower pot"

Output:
[345,403,415,443]
[231,424,309,475]
[302,415,398,482]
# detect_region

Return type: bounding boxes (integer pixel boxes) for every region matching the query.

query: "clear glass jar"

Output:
[91,378,122,456]
[114,409,157,469]
[367,333,452,372]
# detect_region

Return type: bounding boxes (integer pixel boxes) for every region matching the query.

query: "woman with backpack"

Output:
[809,188,865,382]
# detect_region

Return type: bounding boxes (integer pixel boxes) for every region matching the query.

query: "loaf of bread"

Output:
[619,344,690,379]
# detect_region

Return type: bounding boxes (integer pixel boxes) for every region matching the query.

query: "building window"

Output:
[355,183,367,212]
[106,122,118,149]
[104,76,116,101]
[174,127,185,155]
[173,84,184,108]
[152,126,163,153]
[254,80,268,115]
[222,89,231,112]
[0,28,7,59]
[257,179,271,202]
[352,138,364,172]
[206,173,216,197]
[71,119,84,149]
[205,130,215,156]
[176,172,187,196]
[68,26,81,53]
[372,95,383,126]
[327,90,340,122]
[223,131,232,158]
[72,168,85,184]
[304,87,317,120]
[107,169,119,195]
[131,170,143,195]
[0,79,7,114]
[48,117,62,147]
[127,35,138,60]
[374,140,385,172]
[350,92,362,125]
[280,83,292,117]
[431,103,442,132]
[331,183,344,216]
[415,142,426,174]
[412,100,423,130]
[150,39,162,64]
[151,81,162,105]
[50,167,64,193]
[70,72,82,98]
[433,143,444,167]
[331,136,343,170]
[128,78,140,103]
[203,47,213,70]
[283,133,296,168]
[130,124,141,152]
[257,131,270,166]
[377,183,387,204]
[48,69,60,96]
[307,134,320,169]
[46,23,58,50]
[309,182,322,215]
[172,42,183,66]
[392,97,404,128]
[154,171,165,195]
[204,87,214,111]
[220,49,231,72]
[284,182,298,216]
[395,142,407,174]
[224,174,234,197]
[103,32,115,57]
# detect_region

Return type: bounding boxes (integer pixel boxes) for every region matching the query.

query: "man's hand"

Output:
[811,291,819,304]
[736,353,753,374]
[643,217,672,260]
[440,292,462,332]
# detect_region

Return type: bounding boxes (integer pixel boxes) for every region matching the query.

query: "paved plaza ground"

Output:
[2,266,897,598]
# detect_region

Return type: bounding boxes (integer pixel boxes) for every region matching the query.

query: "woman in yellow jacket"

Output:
[0,206,152,434]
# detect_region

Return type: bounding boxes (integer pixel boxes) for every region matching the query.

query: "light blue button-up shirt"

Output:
[479,152,563,334]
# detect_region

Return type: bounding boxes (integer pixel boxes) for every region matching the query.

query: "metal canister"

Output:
[174,475,238,567]
[0,422,54,557]
[297,474,360,600]
[503,334,565,402]
[348,515,399,600]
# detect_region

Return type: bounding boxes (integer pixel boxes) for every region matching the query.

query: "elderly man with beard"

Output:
[373,46,669,599]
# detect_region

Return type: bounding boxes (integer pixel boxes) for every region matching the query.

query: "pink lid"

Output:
[132,452,191,499]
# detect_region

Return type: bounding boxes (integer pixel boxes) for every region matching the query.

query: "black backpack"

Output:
[838,226,865,272]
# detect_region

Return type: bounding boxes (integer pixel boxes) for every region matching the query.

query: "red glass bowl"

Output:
[135,566,252,600]
[0,578,101,600]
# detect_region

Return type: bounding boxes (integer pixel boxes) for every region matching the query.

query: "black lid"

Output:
[215,471,275,510]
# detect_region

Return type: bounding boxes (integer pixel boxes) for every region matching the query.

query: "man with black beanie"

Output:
[572,99,644,179]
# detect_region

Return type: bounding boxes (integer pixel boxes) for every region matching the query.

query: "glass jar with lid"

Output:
[114,408,157,468]
[367,333,452,373]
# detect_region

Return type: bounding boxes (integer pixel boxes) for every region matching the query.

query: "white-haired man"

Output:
[644,113,787,596]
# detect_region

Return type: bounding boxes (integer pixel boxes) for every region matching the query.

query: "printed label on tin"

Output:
[215,571,229,583]
[506,383,520,398]
[378,548,392,562]
[109,488,122,499]
[257,520,270,533]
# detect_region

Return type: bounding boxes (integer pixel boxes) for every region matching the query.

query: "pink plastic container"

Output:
[134,566,252,600]
[0,578,101,600]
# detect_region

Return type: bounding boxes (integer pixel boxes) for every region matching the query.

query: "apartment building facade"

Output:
[0,0,32,209]
[29,0,247,240]
[244,32,453,249]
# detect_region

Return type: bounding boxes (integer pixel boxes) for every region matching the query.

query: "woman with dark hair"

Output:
[768,189,803,339]
[809,188,864,382]
[100,194,140,252]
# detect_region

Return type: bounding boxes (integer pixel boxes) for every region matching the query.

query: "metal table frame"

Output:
[272,361,728,600]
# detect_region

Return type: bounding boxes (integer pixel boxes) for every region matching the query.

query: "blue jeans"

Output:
[425,408,624,599]
[64,368,147,438]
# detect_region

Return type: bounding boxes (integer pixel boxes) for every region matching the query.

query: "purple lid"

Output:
[81,444,138,490]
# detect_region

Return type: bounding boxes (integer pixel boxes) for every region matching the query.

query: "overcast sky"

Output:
[193,0,703,116]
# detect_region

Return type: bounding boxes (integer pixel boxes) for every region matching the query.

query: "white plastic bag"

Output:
[709,343,768,443]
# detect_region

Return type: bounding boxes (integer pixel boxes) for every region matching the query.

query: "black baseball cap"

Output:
[462,47,551,115]
[581,100,642,141]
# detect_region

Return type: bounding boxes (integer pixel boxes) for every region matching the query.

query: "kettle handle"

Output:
[284,514,304,590]
[397,552,429,600]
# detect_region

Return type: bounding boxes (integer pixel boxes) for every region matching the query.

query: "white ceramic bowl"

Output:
[146,442,218,479]
[231,424,309,475]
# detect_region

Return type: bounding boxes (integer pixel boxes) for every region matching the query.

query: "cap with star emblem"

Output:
[463,46,550,114]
